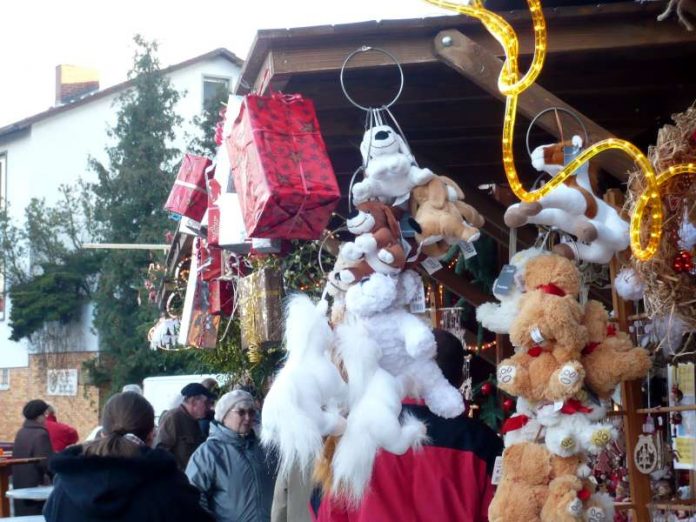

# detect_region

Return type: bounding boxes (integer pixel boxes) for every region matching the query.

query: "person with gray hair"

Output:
[186,389,276,521]
[121,383,143,395]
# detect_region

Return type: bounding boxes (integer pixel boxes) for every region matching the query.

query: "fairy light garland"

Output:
[424,0,696,261]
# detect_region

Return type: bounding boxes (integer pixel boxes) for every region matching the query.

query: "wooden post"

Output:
[605,188,651,522]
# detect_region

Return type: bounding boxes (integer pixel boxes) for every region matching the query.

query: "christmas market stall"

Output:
[156,1,696,520]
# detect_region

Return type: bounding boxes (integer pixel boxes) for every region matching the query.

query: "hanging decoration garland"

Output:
[424,0,696,261]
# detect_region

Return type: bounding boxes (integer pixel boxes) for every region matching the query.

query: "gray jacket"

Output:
[186,421,276,522]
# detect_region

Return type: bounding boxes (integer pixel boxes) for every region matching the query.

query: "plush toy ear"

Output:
[384,207,402,238]
[428,178,448,209]
[395,133,411,157]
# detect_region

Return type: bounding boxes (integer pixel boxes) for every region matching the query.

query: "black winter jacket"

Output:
[43,444,214,522]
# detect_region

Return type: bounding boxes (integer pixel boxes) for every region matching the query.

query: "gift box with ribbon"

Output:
[237,268,283,355]
[208,278,235,316]
[165,154,212,222]
[228,92,340,240]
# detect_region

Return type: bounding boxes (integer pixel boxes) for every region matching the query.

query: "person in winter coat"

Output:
[45,405,79,452]
[43,391,213,522]
[186,389,276,522]
[317,329,504,522]
[13,399,54,516]
[155,382,215,470]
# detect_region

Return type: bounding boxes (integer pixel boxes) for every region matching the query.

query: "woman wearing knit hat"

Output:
[12,399,54,516]
[186,389,276,521]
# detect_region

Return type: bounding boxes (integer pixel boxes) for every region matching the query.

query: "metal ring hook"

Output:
[340,46,405,111]
[525,107,590,159]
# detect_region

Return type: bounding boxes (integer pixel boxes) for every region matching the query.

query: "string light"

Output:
[467,340,497,351]
[424,0,696,261]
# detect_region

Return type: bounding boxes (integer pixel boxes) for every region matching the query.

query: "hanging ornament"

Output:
[481,382,493,396]
[502,398,515,413]
[671,384,684,404]
[672,250,694,273]
[634,434,659,474]
[671,412,683,425]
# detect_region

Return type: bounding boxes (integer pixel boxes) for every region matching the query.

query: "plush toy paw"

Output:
[405,329,436,359]
[410,166,434,185]
[504,207,529,228]
[558,364,582,387]
[575,221,598,242]
[497,365,517,385]
[582,425,616,454]
[568,498,584,517]
[341,242,363,261]
[338,269,356,284]
[352,182,370,203]
[519,201,543,216]
[585,507,606,522]
[377,249,395,264]
[355,234,378,253]
[424,385,465,419]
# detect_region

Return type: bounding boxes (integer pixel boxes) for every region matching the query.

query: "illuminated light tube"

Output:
[424,0,696,261]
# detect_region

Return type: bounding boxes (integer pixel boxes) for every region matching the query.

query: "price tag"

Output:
[421,257,442,275]
[491,456,503,485]
[458,240,477,259]
[530,327,545,345]
[410,279,427,314]
[492,264,517,296]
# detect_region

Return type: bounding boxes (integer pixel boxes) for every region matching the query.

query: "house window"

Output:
[202,76,230,110]
[0,369,9,391]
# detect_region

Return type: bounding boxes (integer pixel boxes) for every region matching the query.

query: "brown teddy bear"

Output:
[497,255,588,402]
[409,175,484,258]
[489,441,587,522]
[337,201,405,284]
[581,300,652,399]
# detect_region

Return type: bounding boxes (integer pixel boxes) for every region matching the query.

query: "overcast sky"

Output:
[0,0,452,127]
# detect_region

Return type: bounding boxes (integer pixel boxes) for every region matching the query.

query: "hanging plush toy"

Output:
[351,125,435,205]
[410,175,485,258]
[337,201,406,284]
[476,247,545,334]
[504,136,629,264]
[261,294,348,479]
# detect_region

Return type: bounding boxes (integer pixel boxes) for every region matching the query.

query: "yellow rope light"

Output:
[424,0,696,261]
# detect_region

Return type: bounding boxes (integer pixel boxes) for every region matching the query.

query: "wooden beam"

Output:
[433,29,635,181]
[421,265,493,307]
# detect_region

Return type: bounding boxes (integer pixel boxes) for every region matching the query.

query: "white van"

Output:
[143,374,226,424]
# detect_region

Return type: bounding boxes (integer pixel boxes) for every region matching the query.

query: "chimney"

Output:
[55,65,100,105]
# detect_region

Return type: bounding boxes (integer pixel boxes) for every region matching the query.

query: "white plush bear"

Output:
[476,247,545,334]
[261,294,348,479]
[344,270,465,419]
[351,125,435,205]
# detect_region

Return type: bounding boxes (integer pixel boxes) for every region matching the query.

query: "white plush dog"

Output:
[261,294,348,479]
[476,247,545,334]
[331,317,427,502]
[351,125,435,205]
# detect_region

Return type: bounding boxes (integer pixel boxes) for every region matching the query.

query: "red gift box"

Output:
[208,279,235,316]
[165,154,212,222]
[207,170,223,246]
[196,238,222,282]
[228,92,340,240]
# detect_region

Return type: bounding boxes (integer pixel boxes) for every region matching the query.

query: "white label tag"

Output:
[410,279,427,314]
[530,327,545,345]
[492,265,517,296]
[458,240,477,259]
[421,257,442,275]
[553,401,565,412]
[491,456,503,485]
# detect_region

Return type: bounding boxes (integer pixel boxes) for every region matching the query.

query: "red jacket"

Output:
[45,414,79,452]
[317,400,503,522]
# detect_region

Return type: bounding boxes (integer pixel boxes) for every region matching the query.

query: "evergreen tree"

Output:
[189,83,229,157]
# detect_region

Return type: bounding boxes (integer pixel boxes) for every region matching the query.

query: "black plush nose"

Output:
[374,130,390,140]
[347,209,359,220]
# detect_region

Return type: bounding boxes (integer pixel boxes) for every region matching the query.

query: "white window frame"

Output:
[0,368,9,391]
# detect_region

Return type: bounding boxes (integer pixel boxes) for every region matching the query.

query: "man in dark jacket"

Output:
[317,329,504,522]
[155,382,215,470]
[13,399,54,516]
[186,389,276,521]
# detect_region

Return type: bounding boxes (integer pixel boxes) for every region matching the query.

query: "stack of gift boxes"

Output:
[163,92,340,349]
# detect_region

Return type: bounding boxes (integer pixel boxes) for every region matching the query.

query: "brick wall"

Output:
[0,352,105,443]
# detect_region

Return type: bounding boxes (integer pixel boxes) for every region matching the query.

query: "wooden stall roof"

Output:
[233,1,696,326]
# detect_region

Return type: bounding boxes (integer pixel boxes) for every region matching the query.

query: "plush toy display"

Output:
[410,175,485,258]
[476,247,545,334]
[338,201,406,284]
[351,125,435,205]
[261,294,348,479]
[503,136,630,265]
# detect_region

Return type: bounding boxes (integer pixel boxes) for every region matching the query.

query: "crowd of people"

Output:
[10,329,502,522]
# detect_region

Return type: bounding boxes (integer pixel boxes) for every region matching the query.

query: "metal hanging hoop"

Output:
[525,106,590,159]
[340,46,405,111]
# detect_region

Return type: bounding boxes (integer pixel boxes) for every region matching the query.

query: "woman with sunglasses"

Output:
[186,389,276,521]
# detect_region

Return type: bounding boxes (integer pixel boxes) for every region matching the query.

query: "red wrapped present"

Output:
[165,154,212,222]
[228,92,340,240]
[207,170,223,246]
[196,238,222,282]
[208,279,235,316]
